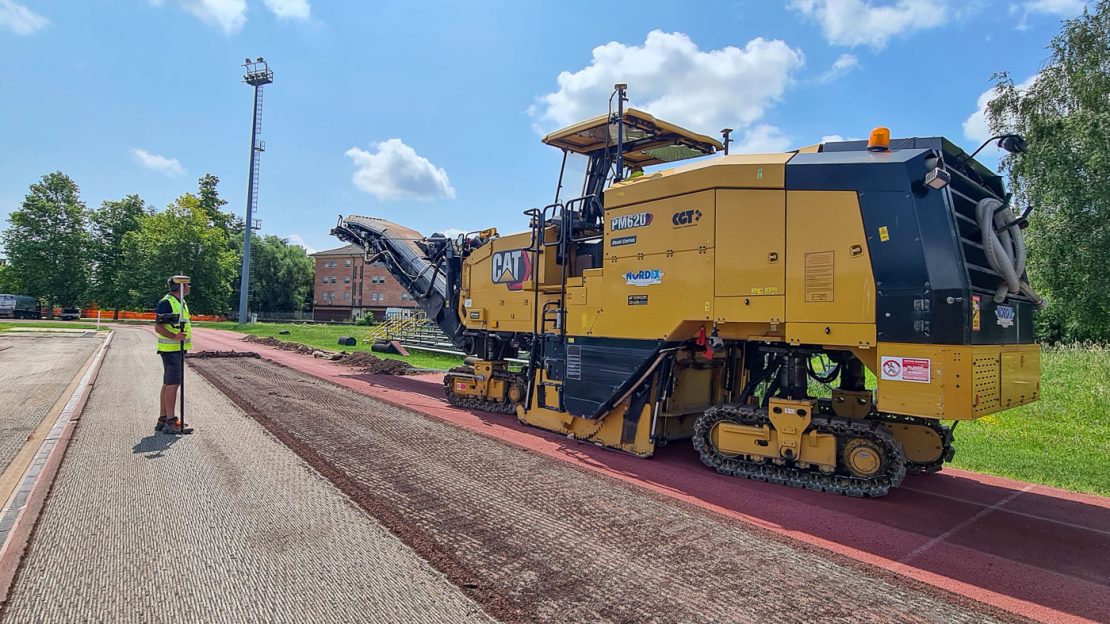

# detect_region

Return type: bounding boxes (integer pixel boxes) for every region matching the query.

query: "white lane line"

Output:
[902,486,1110,537]
[900,484,1035,564]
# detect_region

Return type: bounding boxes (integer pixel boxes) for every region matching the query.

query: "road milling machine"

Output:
[334,86,1043,497]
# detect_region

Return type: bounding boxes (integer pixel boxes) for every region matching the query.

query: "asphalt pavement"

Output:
[0,334,99,473]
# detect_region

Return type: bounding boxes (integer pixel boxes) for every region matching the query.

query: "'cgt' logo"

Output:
[492,249,532,291]
[672,209,702,227]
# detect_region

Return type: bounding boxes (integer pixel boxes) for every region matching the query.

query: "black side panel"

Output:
[561,337,663,419]
[974,297,1036,344]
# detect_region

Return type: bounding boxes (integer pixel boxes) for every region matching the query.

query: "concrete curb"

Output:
[0,331,114,603]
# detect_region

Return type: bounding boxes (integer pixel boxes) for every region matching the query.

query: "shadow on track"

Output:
[131,433,183,459]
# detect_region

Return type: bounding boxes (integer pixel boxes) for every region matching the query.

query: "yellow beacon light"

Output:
[867,126,891,151]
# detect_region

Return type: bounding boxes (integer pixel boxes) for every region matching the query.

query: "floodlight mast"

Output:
[237,57,274,323]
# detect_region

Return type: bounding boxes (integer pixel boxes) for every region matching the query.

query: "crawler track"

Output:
[443,366,523,415]
[693,404,907,498]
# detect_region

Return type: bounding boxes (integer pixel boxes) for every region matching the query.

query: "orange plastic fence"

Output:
[59,308,227,322]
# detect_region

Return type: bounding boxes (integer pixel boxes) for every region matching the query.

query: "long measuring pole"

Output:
[178,287,187,430]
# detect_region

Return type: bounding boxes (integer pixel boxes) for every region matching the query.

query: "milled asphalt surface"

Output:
[1,327,491,623]
[0,335,99,473]
[190,355,1018,624]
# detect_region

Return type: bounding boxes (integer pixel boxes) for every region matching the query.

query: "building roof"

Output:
[311,243,362,257]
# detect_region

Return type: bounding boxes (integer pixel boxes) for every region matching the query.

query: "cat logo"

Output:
[491,249,532,291]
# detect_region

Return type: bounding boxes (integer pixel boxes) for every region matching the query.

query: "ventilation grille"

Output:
[973,354,1000,415]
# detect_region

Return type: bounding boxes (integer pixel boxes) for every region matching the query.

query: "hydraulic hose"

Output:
[976,197,1045,308]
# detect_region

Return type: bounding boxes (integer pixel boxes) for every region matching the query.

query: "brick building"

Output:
[311,244,420,322]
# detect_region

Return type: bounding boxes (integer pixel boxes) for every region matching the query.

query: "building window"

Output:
[401,293,410,301]
[345,259,351,267]
[344,276,350,283]
[343,292,350,301]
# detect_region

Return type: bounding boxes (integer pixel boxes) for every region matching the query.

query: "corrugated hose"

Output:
[976,197,1046,308]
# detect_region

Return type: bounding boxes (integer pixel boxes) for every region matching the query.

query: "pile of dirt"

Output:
[240,335,316,355]
[240,335,420,376]
[337,350,419,376]
[188,351,261,359]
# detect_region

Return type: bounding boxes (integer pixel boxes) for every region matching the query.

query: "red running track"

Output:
[191,328,1109,624]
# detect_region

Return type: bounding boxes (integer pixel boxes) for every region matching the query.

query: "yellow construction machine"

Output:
[334,85,1042,497]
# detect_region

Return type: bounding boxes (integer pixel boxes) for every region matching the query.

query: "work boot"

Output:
[161,419,194,435]
[154,417,167,432]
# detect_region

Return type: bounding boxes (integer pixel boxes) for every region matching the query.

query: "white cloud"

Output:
[0,0,48,35]
[818,53,859,82]
[820,134,857,143]
[438,228,467,239]
[963,74,1038,145]
[530,30,804,139]
[131,148,186,177]
[963,89,997,144]
[152,0,247,34]
[344,139,456,201]
[789,0,949,48]
[1019,0,1086,14]
[733,125,793,153]
[263,0,310,20]
[285,234,316,254]
[1012,0,1086,29]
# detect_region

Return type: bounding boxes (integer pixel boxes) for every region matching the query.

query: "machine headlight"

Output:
[925,167,951,190]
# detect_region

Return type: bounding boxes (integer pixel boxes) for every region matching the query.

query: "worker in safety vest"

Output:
[154,276,192,433]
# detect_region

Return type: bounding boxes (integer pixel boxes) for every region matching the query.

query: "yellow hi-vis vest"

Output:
[156,294,192,352]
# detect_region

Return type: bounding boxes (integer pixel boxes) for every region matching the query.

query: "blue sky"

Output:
[0,0,1089,255]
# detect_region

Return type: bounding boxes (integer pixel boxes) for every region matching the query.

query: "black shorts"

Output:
[160,351,186,385]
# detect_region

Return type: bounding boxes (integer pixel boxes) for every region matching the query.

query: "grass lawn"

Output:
[0,321,101,331]
[948,344,1109,496]
[194,321,463,371]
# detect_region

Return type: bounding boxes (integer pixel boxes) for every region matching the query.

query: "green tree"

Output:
[1,172,90,314]
[987,1,1110,342]
[121,193,238,315]
[0,262,16,293]
[245,234,315,313]
[197,173,237,233]
[89,194,152,319]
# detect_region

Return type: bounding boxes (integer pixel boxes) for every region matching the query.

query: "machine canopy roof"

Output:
[542,108,723,167]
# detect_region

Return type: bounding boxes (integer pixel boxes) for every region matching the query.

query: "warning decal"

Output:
[805,251,835,302]
[880,356,931,383]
